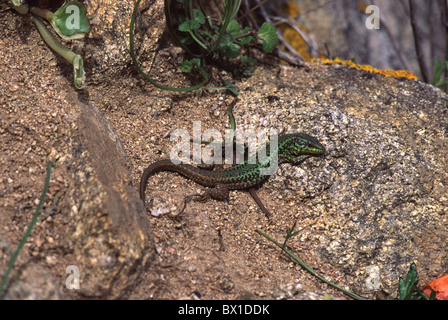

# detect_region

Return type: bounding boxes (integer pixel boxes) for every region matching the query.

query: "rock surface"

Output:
[232,65,448,295]
[1,0,447,300]
[82,0,165,83]
[64,95,154,297]
[296,0,443,79]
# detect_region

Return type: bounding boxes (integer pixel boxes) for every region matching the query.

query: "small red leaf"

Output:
[422,274,448,300]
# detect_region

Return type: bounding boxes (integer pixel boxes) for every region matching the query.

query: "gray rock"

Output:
[64,94,155,298]
[82,0,165,83]
[2,0,447,300]
[234,64,448,296]
[296,0,445,80]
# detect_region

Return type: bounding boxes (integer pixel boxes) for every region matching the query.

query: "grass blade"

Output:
[256,229,366,300]
[0,160,55,299]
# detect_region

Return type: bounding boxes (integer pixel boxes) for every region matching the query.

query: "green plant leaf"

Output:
[180,60,193,73]
[240,35,255,46]
[0,160,55,298]
[11,0,25,5]
[241,26,250,34]
[219,34,241,58]
[179,34,194,45]
[257,22,278,53]
[226,19,240,36]
[202,30,217,40]
[11,0,28,14]
[399,263,422,300]
[73,55,85,89]
[180,58,201,73]
[192,8,205,25]
[234,55,256,78]
[224,80,239,96]
[437,79,448,88]
[432,58,443,85]
[179,19,200,32]
[180,58,207,80]
[50,1,90,40]
[179,9,204,33]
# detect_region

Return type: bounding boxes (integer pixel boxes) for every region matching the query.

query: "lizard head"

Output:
[288,133,325,156]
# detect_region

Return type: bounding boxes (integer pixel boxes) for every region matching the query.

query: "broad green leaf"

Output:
[191,58,201,65]
[178,21,190,32]
[257,22,278,53]
[219,34,241,58]
[239,55,256,76]
[178,19,200,32]
[192,9,205,25]
[180,58,203,76]
[50,1,90,40]
[226,19,240,36]
[241,26,251,34]
[180,60,193,73]
[240,35,254,46]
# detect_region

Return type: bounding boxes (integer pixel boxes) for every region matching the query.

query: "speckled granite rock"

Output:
[0,5,156,299]
[233,65,448,296]
[64,94,154,298]
[82,0,165,83]
[2,0,447,300]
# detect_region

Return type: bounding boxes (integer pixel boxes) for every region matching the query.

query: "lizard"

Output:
[139,132,325,215]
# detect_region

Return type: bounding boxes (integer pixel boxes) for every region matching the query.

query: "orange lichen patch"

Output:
[280,1,301,18]
[281,24,312,61]
[422,274,448,300]
[317,57,419,80]
[357,1,369,12]
[277,2,312,61]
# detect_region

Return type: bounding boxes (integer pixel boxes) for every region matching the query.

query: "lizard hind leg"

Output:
[178,184,230,215]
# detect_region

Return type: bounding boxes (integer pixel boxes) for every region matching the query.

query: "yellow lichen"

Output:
[277,2,313,61]
[281,24,312,61]
[277,2,416,80]
[316,57,419,80]
[281,1,301,18]
[357,1,369,13]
